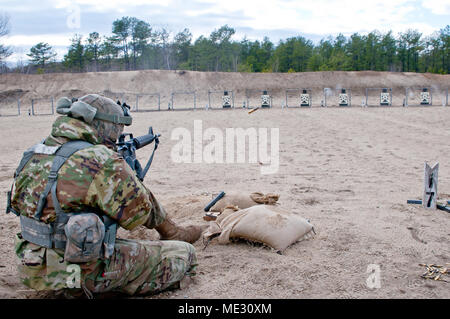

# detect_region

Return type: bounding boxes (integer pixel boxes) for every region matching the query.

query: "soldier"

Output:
[7,94,204,297]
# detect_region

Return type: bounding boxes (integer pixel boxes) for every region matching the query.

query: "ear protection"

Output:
[56,97,132,126]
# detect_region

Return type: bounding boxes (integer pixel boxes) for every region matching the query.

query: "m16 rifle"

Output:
[117,126,161,181]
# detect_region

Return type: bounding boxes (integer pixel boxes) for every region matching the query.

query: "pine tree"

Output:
[63,35,85,72]
[27,42,57,69]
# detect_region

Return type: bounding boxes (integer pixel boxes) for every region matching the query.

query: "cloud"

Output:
[3,34,72,47]
[2,33,73,64]
[421,0,450,15]
[4,0,445,39]
[2,0,447,64]
[188,0,429,36]
[50,0,171,12]
[2,33,72,64]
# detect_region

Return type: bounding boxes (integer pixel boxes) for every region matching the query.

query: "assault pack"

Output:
[6,140,117,263]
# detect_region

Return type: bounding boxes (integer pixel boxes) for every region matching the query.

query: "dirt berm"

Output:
[1,70,449,107]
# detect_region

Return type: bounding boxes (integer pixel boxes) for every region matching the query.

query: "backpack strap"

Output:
[51,182,72,249]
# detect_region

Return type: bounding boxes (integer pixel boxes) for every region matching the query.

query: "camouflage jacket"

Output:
[11,116,163,230]
[11,116,169,292]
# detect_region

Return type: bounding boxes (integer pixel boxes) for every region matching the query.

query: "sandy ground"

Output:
[0,102,449,299]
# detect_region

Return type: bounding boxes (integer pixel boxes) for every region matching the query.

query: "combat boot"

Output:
[155,217,205,244]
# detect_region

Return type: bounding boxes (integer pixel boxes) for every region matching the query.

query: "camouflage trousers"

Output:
[15,234,197,296]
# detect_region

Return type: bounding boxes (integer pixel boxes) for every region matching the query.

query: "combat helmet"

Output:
[56,94,132,145]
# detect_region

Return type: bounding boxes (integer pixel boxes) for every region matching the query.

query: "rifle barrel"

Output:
[204,191,226,212]
[134,134,157,150]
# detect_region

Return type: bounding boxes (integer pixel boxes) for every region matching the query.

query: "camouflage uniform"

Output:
[11,96,197,296]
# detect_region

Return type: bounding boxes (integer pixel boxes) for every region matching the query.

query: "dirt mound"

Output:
[0,70,448,108]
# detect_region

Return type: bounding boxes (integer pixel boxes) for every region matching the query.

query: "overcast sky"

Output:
[1,0,449,64]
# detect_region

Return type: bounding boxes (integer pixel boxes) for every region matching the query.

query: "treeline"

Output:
[7,16,450,74]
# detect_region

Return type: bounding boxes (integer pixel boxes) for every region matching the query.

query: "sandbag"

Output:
[209,192,280,212]
[203,205,315,252]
